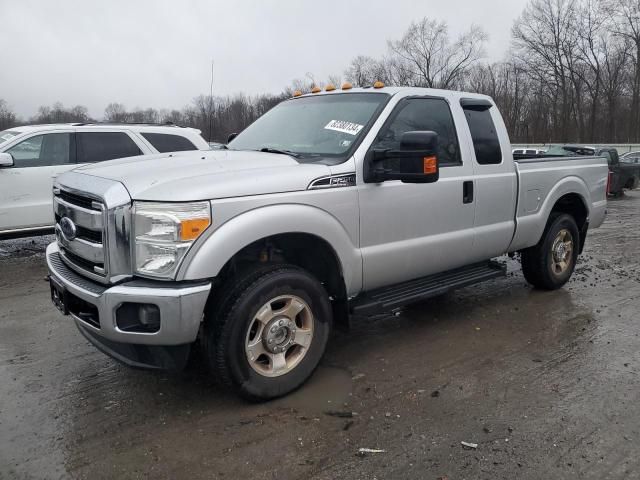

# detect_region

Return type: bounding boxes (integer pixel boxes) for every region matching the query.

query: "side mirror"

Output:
[227,132,238,143]
[0,152,14,167]
[365,131,439,184]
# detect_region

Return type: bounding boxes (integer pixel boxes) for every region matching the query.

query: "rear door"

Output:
[460,99,517,259]
[76,131,143,165]
[0,131,76,233]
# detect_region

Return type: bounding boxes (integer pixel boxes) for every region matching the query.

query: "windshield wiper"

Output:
[259,147,301,158]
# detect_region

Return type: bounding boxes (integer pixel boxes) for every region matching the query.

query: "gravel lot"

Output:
[1,192,639,480]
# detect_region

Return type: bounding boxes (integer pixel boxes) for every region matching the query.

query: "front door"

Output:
[358,97,477,291]
[0,132,76,233]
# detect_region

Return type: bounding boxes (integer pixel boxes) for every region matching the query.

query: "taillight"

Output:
[606,171,612,195]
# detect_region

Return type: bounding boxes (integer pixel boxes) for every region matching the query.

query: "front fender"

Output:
[177,204,362,295]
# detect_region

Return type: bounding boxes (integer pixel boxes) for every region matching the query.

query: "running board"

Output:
[350,261,506,316]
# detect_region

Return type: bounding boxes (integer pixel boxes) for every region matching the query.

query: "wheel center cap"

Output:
[554,242,566,261]
[263,317,297,353]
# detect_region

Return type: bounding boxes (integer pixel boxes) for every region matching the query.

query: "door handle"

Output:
[463,181,474,204]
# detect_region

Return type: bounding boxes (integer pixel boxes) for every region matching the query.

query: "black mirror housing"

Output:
[365,131,440,184]
[227,132,238,143]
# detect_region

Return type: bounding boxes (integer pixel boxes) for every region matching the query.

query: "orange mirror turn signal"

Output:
[423,156,437,174]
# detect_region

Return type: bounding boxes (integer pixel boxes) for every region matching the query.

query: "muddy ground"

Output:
[1,192,639,480]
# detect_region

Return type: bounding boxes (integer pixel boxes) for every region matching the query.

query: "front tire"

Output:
[521,213,580,290]
[203,265,332,401]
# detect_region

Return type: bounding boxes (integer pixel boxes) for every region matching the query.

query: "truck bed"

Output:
[508,155,609,252]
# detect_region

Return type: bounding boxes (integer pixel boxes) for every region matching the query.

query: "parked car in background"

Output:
[0,123,209,239]
[514,145,640,195]
[621,151,640,165]
[46,85,608,400]
[512,147,546,155]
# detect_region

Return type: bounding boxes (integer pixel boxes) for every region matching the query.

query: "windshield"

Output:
[0,130,20,146]
[228,93,389,162]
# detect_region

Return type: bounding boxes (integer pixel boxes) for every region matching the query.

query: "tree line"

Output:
[344,0,640,144]
[2,0,639,144]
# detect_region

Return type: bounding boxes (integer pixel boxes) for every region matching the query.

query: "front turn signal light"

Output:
[180,218,211,241]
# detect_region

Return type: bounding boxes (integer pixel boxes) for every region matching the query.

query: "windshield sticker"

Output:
[324,120,364,136]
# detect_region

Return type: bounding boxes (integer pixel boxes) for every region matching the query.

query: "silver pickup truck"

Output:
[46,85,608,400]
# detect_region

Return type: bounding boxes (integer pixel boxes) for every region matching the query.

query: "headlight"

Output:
[133,201,211,278]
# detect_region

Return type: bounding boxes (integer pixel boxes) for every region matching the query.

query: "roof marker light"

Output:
[293,90,303,97]
[311,86,321,93]
[325,84,336,91]
[342,82,353,90]
[373,81,385,89]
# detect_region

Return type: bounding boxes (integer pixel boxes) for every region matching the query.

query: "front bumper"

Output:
[46,243,211,368]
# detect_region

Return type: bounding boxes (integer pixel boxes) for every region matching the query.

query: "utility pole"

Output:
[208,60,214,142]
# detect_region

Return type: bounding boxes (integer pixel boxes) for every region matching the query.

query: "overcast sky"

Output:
[0,0,529,119]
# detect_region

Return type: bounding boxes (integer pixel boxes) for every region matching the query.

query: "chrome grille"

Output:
[54,189,108,281]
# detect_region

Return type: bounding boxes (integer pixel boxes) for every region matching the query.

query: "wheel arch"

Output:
[510,176,592,252]
[177,204,362,297]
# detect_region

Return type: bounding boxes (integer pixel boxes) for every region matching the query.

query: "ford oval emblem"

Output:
[60,217,77,241]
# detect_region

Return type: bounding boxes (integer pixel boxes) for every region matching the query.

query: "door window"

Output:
[77,132,142,163]
[141,133,197,153]
[6,133,73,167]
[372,98,462,166]
[462,105,502,165]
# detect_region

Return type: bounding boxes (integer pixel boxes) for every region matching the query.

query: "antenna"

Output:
[208,60,214,142]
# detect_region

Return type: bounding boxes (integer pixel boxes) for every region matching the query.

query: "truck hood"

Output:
[74,150,331,201]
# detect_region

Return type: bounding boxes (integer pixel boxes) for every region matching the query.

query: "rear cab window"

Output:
[141,133,197,153]
[77,132,142,163]
[461,98,502,165]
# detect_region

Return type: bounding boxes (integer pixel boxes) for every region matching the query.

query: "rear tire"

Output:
[202,264,332,401]
[521,213,579,290]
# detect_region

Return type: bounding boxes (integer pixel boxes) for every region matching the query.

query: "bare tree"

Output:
[0,99,18,130]
[344,55,392,86]
[104,103,128,122]
[30,102,93,124]
[607,0,640,140]
[387,18,487,89]
[512,0,580,141]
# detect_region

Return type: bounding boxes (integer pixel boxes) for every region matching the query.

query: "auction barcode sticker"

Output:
[324,120,364,135]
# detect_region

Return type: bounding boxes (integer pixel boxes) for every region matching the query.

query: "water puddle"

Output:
[271,365,353,413]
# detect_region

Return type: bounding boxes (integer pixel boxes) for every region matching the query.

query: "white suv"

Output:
[0,123,209,239]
